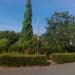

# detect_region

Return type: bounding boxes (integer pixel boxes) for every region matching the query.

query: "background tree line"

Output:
[1,11,75,54]
[0,0,75,55]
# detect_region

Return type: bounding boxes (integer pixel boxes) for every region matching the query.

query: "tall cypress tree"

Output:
[19,0,33,51]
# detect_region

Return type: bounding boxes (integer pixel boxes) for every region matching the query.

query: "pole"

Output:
[37,16,40,54]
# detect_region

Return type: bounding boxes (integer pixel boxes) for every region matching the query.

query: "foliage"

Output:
[0,31,20,53]
[0,39,10,53]
[25,49,35,55]
[44,11,75,53]
[67,46,75,52]
[0,53,48,66]
[0,31,20,45]
[51,53,75,64]
[47,11,75,28]
[32,35,45,54]
[18,0,33,52]
[9,43,22,53]
[32,35,38,52]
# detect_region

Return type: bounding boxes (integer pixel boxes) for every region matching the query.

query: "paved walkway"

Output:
[0,63,75,75]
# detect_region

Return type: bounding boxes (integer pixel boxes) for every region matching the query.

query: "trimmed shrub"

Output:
[51,53,75,64]
[0,39,10,53]
[0,54,48,66]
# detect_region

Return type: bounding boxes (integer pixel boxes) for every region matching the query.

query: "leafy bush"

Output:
[0,54,48,66]
[0,31,20,45]
[51,53,75,64]
[0,39,10,53]
[9,44,22,52]
[25,49,35,54]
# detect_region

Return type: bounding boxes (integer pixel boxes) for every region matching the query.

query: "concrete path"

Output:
[0,63,75,75]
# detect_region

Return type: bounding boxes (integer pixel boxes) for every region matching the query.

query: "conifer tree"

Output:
[19,0,33,52]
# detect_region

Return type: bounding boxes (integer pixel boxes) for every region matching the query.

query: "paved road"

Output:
[0,63,75,75]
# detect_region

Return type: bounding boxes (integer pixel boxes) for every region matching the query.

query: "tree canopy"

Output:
[43,11,75,53]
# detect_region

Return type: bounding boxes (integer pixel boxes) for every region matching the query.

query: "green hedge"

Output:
[0,54,48,66]
[51,53,75,64]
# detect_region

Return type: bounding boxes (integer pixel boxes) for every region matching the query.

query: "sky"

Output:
[0,0,75,35]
